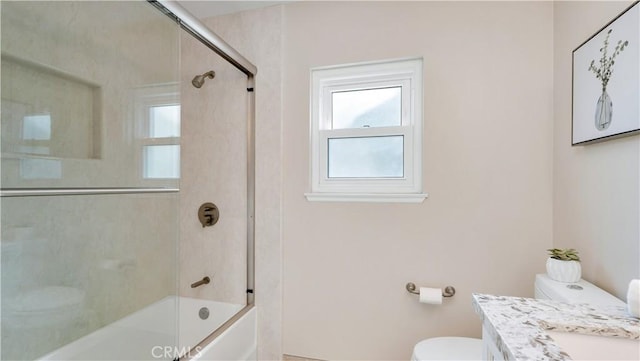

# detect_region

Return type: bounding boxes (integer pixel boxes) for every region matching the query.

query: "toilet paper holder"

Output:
[406,282,456,297]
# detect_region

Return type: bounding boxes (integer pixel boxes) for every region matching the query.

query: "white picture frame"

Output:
[572,1,640,145]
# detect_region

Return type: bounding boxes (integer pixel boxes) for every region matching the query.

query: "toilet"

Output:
[411,337,482,361]
[5,286,86,329]
[411,274,625,360]
[534,273,625,307]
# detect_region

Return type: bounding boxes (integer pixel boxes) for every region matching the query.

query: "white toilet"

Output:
[411,274,625,360]
[5,286,86,329]
[411,337,482,361]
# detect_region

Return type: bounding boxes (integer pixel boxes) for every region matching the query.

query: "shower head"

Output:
[192,70,216,88]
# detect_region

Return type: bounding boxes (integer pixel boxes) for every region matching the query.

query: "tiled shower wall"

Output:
[179,5,284,360]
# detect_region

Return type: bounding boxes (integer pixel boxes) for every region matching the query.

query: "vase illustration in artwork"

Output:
[588,29,628,131]
[595,88,612,130]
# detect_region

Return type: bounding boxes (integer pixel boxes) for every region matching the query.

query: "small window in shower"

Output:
[143,105,180,179]
[149,105,180,138]
[22,114,52,140]
[19,114,52,155]
[144,144,180,178]
[135,84,180,180]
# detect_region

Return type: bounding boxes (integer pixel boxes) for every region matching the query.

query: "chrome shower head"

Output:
[192,70,216,88]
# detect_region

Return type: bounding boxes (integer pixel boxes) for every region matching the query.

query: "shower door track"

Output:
[0,187,179,197]
[148,0,258,76]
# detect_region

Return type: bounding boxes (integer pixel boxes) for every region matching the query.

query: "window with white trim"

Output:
[135,84,180,181]
[143,104,180,179]
[306,58,426,203]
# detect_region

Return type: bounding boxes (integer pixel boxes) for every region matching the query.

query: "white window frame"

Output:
[306,58,427,203]
[134,83,180,183]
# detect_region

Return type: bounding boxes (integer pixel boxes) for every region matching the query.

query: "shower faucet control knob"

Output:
[198,202,220,228]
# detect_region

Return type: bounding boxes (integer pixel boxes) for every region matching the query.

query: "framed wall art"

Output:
[572,1,639,145]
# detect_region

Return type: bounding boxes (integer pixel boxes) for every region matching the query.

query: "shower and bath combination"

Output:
[192,70,215,88]
[1,0,258,358]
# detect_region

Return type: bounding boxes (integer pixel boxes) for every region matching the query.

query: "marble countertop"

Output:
[472,293,640,360]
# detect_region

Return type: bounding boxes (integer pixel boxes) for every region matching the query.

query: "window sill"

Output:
[304,192,428,203]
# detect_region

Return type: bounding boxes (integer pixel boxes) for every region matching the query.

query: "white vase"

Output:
[627,279,640,318]
[546,258,581,283]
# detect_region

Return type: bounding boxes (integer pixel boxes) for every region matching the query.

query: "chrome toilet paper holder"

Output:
[406,282,456,298]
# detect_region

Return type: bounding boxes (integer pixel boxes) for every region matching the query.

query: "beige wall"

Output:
[282,2,554,360]
[553,1,640,300]
[177,2,640,360]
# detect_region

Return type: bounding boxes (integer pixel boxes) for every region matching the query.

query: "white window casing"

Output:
[306,58,427,203]
[134,83,181,181]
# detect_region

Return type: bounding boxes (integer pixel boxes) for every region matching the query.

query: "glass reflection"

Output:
[1,1,180,360]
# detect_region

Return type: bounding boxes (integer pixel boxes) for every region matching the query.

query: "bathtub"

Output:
[39,296,256,361]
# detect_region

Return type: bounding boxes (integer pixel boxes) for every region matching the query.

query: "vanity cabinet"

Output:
[481,326,504,361]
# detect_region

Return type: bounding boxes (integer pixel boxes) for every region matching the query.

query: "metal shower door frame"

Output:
[148,0,257,357]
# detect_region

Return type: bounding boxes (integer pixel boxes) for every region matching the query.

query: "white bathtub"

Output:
[39,296,256,361]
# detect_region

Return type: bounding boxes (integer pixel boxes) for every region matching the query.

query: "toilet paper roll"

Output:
[627,279,640,318]
[419,287,443,305]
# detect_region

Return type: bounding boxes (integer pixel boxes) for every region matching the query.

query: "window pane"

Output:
[22,114,51,140]
[143,145,180,178]
[328,136,403,178]
[332,87,401,129]
[149,105,180,138]
[20,158,62,179]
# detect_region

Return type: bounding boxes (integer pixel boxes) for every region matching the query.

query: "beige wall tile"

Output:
[179,5,284,360]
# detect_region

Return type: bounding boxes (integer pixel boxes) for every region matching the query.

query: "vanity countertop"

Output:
[472,293,640,360]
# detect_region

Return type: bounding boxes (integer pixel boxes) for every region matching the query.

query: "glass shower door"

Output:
[1,1,181,359]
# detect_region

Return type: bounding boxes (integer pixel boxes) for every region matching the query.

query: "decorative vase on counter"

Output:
[546,248,581,283]
[546,258,582,283]
[627,279,640,318]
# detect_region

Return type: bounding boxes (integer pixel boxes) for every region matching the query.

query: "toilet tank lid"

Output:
[535,274,625,307]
